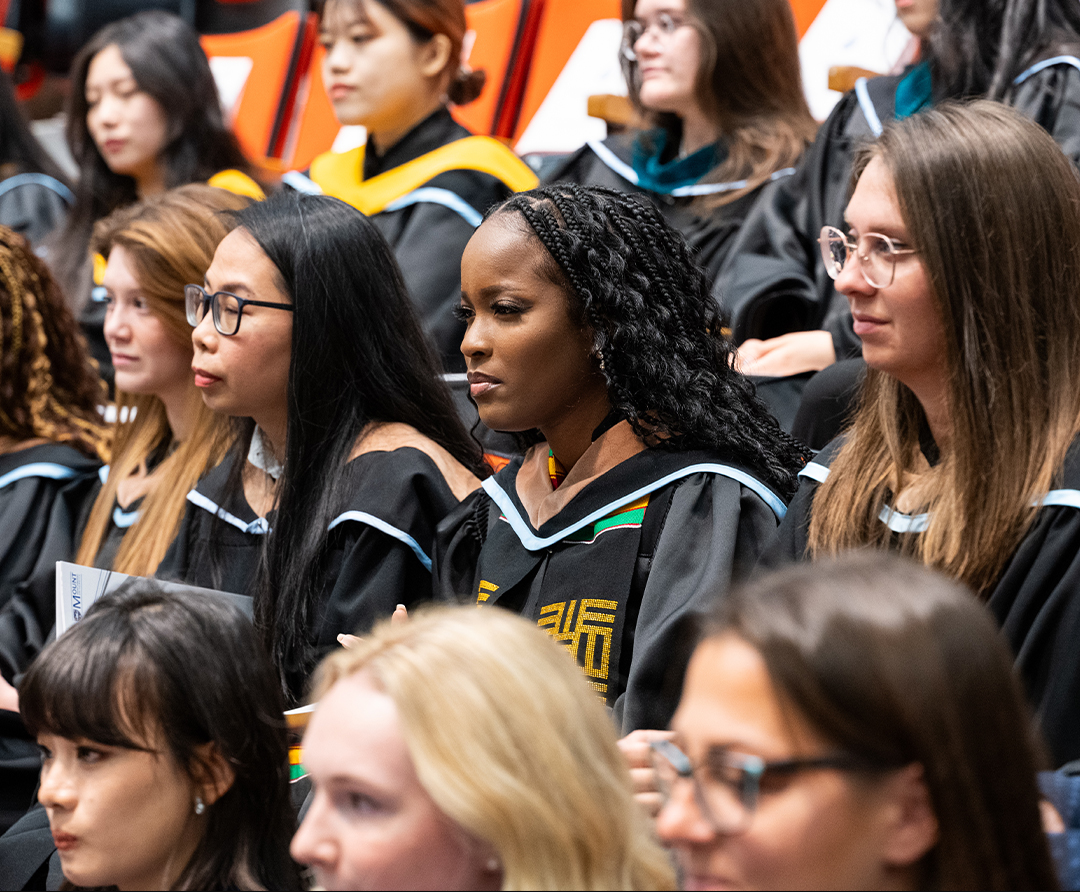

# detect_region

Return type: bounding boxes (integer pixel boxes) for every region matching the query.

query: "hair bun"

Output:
[448,66,486,106]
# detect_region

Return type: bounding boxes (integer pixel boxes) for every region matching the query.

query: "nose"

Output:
[634,26,662,59]
[459,315,489,361]
[655,779,716,847]
[191,312,219,355]
[834,248,876,300]
[38,759,77,813]
[325,38,351,75]
[290,791,338,872]
[103,301,131,345]
[93,91,122,128]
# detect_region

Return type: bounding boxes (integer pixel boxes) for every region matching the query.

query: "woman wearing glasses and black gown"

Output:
[759,102,1080,769]
[550,0,816,289]
[157,190,487,702]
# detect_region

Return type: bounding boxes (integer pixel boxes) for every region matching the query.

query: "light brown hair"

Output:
[620,0,818,208]
[714,554,1057,890]
[807,101,1080,593]
[0,227,108,459]
[76,185,251,574]
[323,0,485,105]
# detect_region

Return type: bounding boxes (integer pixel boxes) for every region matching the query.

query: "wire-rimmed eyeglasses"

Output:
[621,13,693,61]
[650,738,867,834]
[818,225,918,289]
[185,284,294,337]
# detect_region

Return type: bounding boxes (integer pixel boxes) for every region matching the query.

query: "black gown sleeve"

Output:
[615,476,781,733]
[430,488,491,603]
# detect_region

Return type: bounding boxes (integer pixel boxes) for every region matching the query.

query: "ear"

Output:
[878,763,939,868]
[190,741,237,809]
[418,33,453,80]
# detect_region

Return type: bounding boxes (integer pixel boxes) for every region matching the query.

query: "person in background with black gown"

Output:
[49,10,263,387]
[551,0,816,288]
[0,227,107,830]
[158,190,489,703]
[761,102,1080,769]
[284,0,539,370]
[0,70,73,246]
[725,0,1080,411]
[434,184,807,733]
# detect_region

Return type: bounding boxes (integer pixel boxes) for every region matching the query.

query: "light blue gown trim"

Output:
[327,511,432,571]
[98,465,110,484]
[855,78,884,137]
[186,490,271,535]
[1013,55,1080,85]
[483,462,786,552]
[0,463,79,490]
[384,187,484,227]
[0,173,75,205]
[112,505,139,529]
[798,461,831,484]
[281,170,323,194]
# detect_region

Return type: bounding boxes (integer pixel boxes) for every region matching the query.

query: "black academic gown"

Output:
[0,443,99,831]
[157,447,466,699]
[760,436,1080,767]
[716,56,1080,356]
[548,133,778,288]
[288,109,520,371]
[433,445,786,733]
[0,171,70,246]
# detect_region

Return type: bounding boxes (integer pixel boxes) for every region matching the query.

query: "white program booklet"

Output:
[54,561,251,636]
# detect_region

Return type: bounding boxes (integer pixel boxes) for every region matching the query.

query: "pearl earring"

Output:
[486,857,499,872]
[194,796,205,816]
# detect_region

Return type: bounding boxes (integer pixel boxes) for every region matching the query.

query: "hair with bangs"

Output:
[806,102,1080,593]
[20,580,300,891]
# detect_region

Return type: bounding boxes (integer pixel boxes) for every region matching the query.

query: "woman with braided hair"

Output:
[434,183,807,733]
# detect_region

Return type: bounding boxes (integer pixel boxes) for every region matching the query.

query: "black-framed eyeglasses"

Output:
[650,738,867,834]
[818,225,918,289]
[184,284,294,337]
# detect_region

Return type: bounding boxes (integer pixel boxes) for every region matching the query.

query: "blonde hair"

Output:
[807,103,1080,592]
[76,185,252,574]
[312,607,676,891]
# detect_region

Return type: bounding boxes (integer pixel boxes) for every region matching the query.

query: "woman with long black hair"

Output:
[158,190,488,702]
[51,10,263,384]
[434,183,807,733]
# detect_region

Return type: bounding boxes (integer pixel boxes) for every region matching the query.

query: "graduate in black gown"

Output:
[759,103,1080,767]
[724,0,1080,391]
[157,191,488,702]
[0,228,108,830]
[433,184,808,733]
[550,0,816,289]
[283,0,538,371]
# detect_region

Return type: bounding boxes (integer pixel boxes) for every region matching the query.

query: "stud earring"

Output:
[486,857,499,872]
[194,796,205,816]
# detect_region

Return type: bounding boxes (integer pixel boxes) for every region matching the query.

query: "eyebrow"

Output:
[203,280,255,297]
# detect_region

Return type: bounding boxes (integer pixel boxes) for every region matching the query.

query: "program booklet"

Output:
[54,561,252,636]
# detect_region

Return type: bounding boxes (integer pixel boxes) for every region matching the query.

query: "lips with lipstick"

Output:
[466,371,502,398]
[192,367,222,388]
[52,830,78,852]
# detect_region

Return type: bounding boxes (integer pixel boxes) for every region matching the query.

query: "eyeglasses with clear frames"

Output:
[650,738,866,834]
[185,284,294,337]
[819,225,918,289]
[622,13,692,61]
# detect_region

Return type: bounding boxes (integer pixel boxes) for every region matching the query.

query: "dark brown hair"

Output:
[0,227,108,460]
[323,0,485,105]
[807,102,1080,594]
[21,580,301,891]
[620,0,817,208]
[714,553,1057,890]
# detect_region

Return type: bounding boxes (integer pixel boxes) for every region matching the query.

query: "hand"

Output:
[618,728,675,818]
[735,331,837,377]
[336,605,410,649]
[0,674,19,713]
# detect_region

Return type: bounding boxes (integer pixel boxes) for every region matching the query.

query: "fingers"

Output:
[336,633,362,649]
[0,674,19,713]
[391,604,409,626]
